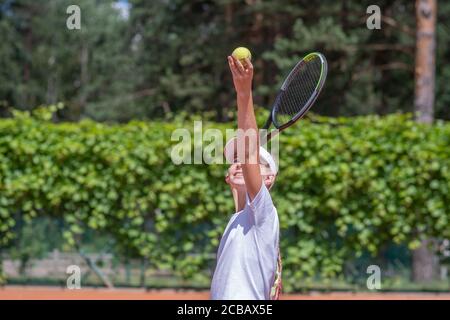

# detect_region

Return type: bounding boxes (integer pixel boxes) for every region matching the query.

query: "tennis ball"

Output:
[232,47,252,64]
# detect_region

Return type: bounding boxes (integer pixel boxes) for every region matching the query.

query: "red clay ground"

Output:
[1,286,450,300]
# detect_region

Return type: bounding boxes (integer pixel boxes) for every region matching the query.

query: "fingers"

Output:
[228,56,252,77]
[229,56,244,76]
[228,56,239,77]
[244,58,253,73]
[234,57,245,74]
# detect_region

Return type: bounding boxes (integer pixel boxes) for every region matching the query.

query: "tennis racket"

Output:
[261,52,327,143]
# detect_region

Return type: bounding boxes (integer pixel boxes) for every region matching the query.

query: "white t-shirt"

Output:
[210,184,280,300]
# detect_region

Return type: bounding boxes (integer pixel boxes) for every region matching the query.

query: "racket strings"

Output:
[274,56,322,127]
[280,60,320,119]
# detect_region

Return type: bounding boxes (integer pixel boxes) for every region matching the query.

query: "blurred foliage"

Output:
[0,0,449,121]
[0,0,138,121]
[0,106,449,291]
[7,217,63,276]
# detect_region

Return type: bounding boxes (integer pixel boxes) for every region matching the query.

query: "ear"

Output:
[264,174,276,188]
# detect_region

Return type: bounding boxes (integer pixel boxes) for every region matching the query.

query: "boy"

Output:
[210,55,281,300]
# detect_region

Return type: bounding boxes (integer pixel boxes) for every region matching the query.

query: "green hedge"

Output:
[0,107,449,291]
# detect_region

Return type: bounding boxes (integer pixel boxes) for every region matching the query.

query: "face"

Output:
[225,162,276,190]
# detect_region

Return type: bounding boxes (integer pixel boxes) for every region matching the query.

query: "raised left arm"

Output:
[228,56,261,200]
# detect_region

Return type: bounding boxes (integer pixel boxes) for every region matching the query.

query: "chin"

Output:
[226,176,245,187]
[231,179,246,186]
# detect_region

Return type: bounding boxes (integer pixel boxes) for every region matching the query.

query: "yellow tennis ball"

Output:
[232,47,252,64]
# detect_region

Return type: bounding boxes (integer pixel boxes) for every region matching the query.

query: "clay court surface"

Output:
[1,286,450,300]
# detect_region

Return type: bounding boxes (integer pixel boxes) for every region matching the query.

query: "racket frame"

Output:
[262,52,328,143]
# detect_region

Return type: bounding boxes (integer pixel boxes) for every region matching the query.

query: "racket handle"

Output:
[266,129,280,143]
[259,129,279,146]
[262,116,272,130]
[260,115,274,146]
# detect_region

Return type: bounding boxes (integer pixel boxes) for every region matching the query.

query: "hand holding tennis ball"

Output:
[232,47,252,67]
[228,47,253,94]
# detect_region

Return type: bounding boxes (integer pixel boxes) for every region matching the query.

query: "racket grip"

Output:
[259,129,279,146]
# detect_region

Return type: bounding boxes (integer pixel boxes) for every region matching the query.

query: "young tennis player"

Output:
[210,55,281,300]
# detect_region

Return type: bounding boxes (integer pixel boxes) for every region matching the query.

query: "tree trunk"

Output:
[412,0,437,282]
[80,44,89,107]
[414,0,436,124]
[140,258,147,288]
[23,27,32,108]
[0,251,4,286]
[412,239,439,282]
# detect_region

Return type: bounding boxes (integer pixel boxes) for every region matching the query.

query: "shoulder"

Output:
[246,184,277,226]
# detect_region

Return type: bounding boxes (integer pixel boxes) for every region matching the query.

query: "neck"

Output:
[231,187,246,212]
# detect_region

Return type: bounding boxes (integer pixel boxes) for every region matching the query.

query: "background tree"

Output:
[1,0,449,122]
[0,0,138,121]
[412,0,438,283]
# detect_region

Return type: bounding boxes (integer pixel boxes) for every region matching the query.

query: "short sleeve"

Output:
[245,184,276,226]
